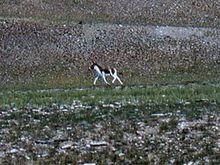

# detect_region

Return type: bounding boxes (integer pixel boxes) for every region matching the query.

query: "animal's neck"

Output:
[94,65,102,73]
[94,63,103,70]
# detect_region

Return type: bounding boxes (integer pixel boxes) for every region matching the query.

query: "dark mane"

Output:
[91,63,103,70]
[94,63,103,69]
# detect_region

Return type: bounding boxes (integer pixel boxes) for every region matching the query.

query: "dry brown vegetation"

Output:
[0,20,219,85]
[0,0,219,27]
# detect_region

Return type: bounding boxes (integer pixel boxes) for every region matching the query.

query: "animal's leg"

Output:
[112,75,117,83]
[110,69,117,84]
[102,73,110,85]
[93,76,99,85]
[116,75,123,85]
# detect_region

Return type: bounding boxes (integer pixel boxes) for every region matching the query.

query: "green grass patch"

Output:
[0,83,219,109]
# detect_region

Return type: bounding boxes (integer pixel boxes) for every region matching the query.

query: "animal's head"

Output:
[89,61,96,71]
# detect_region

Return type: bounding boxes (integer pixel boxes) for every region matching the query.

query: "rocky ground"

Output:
[0,1,220,164]
[0,1,220,85]
[0,94,219,164]
[0,0,219,27]
[0,20,219,84]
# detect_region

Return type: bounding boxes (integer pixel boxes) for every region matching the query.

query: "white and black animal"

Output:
[89,63,123,85]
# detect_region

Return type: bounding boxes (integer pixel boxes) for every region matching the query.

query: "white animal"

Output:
[89,63,123,85]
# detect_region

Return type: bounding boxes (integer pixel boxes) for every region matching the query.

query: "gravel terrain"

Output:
[0,94,219,164]
[0,1,220,164]
[0,0,219,27]
[0,0,220,84]
[0,20,219,84]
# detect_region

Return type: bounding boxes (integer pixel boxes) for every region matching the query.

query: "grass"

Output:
[0,73,219,164]
[1,62,219,90]
[0,62,219,110]
[0,2,219,162]
[0,82,219,109]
